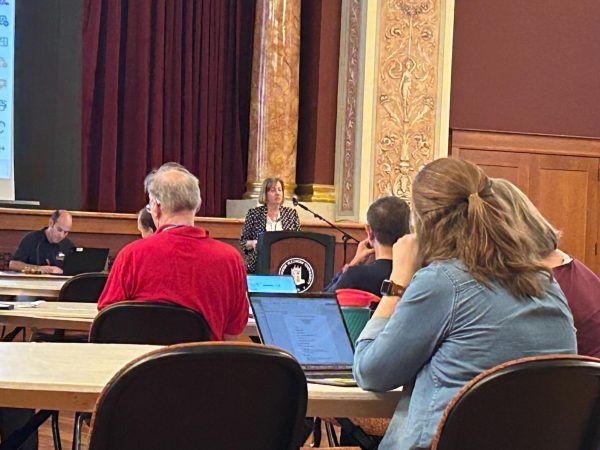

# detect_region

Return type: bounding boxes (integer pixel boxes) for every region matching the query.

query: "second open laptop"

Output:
[61,247,109,276]
[246,274,298,293]
[249,292,357,385]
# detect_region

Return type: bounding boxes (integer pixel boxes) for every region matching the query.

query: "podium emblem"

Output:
[278,257,315,292]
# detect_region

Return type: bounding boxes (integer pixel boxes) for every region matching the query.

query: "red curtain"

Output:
[81,0,255,216]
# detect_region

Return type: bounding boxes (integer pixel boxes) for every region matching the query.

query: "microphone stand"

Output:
[293,199,360,264]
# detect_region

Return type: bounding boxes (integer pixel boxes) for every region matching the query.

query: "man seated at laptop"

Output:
[9,209,75,275]
[1,213,74,449]
[98,163,249,340]
[325,196,410,297]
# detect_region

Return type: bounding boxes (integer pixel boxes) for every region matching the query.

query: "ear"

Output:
[365,224,375,242]
[150,201,161,224]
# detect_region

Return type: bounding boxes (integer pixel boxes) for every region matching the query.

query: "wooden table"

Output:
[0,301,258,337]
[0,302,96,332]
[0,342,403,418]
[0,271,70,298]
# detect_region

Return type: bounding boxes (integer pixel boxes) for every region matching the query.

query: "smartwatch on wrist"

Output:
[380,279,406,297]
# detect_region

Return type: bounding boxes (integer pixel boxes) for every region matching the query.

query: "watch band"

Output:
[380,279,407,297]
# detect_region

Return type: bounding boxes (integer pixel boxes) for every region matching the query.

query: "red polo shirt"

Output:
[98,225,248,340]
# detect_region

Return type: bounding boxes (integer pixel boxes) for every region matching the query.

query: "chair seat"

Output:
[336,288,380,307]
[349,417,390,436]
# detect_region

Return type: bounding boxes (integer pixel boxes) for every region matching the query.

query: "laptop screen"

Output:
[250,293,354,369]
[62,247,109,276]
[246,274,297,293]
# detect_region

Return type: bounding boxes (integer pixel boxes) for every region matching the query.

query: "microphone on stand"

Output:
[291,196,359,264]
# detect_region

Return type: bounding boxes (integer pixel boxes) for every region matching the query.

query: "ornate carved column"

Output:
[334,0,454,219]
[334,0,364,218]
[373,0,454,199]
[243,0,302,199]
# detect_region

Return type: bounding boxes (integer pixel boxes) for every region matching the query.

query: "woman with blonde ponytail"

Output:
[492,178,600,358]
[353,158,577,450]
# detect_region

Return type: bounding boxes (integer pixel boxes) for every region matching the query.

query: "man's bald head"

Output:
[47,210,72,244]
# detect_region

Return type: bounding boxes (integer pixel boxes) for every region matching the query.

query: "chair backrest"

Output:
[88,342,308,450]
[341,306,371,345]
[432,354,600,450]
[89,301,212,344]
[58,272,109,302]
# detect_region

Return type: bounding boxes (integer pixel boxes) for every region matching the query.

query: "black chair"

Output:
[89,300,212,344]
[58,272,109,302]
[87,342,308,450]
[33,272,109,343]
[432,354,600,450]
[72,300,212,450]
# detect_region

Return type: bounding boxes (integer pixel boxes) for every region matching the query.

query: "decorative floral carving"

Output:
[340,0,361,212]
[374,0,440,200]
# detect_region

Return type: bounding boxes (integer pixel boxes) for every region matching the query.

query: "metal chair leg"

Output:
[72,412,81,450]
[325,421,339,446]
[72,412,91,450]
[1,327,24,342]
[51,411,62,450]
[0,409,51,450]
[312,417,321,447]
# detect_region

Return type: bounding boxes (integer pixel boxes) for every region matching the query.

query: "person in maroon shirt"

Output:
[98,163,249,340]
[493,179,600,357]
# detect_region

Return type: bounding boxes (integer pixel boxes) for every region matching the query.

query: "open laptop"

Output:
[247,274,298,293]
[61,247,109,276]
[249,292,357,385]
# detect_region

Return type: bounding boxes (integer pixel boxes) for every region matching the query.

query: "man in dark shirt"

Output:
[2,210,74,449]
[9,210,75,274]
[326,196,410,296]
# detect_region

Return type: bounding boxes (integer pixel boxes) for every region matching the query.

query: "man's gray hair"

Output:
[144,163,201,213]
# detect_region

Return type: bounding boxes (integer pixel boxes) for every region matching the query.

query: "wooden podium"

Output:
[256,231,335,292]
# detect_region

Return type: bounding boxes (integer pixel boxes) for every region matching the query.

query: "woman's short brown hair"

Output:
[137,207,157,233]
[412,158,551,299]
[258,177,285,205]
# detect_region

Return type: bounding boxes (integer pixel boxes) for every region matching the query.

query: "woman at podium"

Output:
[240,177,300,273]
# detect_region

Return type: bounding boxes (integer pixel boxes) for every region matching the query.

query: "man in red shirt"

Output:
[98,163,248,340]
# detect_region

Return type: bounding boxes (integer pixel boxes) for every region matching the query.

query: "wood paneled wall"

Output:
[0,208,365,273]
[451,129,600,274]
[450,1,600,139]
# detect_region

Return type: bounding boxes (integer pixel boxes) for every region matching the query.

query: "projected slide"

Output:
[0,0,13,182]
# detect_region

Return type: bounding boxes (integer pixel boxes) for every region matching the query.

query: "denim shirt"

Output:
[354,259,577,450]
